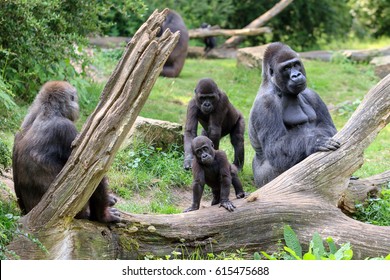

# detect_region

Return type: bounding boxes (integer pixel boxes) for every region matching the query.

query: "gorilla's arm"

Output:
[302,91,340,152]
[304,91,337,135]
[253,94,313,171]
[183,100,199,169]
[184,164,205,212]
[216,152,235,212]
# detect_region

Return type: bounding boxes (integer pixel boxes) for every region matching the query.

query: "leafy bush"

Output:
[0,139,11,170]
[259,225,354,260]
[0,0,110,101]
[0,184,20,259]
[354,183,390,226]
[99,0,148,36]
[349,0,390,38]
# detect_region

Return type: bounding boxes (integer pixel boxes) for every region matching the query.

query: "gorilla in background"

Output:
[249,42,340,188]
[200,22,217,53]
[12,81,120,223]
[184,136,246,213]
[183,78,245,171]
[158,10,189,77]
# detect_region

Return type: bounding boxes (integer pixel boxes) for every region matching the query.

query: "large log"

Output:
[6,11,390,260]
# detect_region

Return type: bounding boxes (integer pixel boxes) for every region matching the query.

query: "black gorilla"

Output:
[200,22,217,52]
[12,81,120,223]
[158,10,189,77]
[184,136,246,212]
[249,42,340,187]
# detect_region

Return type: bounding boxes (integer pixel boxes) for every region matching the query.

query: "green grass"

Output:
[317,36,390,51]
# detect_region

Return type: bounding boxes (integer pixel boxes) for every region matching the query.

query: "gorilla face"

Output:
[271,58,307,95]
[192,136,215,165]
[195,78,221,114]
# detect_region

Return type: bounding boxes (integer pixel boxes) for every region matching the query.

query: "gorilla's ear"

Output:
[211,142,214,148]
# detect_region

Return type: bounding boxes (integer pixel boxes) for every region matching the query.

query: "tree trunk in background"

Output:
[189,27,271,38]
[7,9,390,260]
[223,0,294,48]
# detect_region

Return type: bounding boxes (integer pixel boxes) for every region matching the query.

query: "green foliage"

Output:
[349,0,390,38]
[0,0,109,101]
[353,183,390,226]
[99,0,148,36]
[0,139,11,170]
[0,183,20,259]
[260,225,354,260]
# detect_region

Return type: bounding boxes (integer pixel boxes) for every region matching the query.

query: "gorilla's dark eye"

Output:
[71,95,75,101]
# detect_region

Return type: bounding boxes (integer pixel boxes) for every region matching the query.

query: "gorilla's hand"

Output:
[236,192,249,199]
[220,200,236,212]
[108,194,118,207]
[183,155,193,170]
[314,136,340,152]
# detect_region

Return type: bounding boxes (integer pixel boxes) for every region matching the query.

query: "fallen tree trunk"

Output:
[7,11,390,259]
[223,0,293,48]
[189,27,271,38]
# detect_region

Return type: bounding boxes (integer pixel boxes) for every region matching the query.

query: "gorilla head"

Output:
[263,42,307,95]
[194,78,221,115]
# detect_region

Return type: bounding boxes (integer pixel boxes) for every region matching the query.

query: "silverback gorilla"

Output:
[12,81,120,223]
[184,136,246,212]
[158,10,189,77]
[183,78,245,171]
[249,42,340,187]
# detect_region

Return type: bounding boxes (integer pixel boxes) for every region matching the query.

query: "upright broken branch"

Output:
[223,0,293,48]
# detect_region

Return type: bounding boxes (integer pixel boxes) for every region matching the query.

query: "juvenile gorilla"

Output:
[249,42,340,187]
[158,10,189,77]
[184,78,245,170]
[12,81,120,223]
[184,136,246,212]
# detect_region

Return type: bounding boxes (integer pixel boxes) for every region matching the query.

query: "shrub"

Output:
[354,183,390,226]
[0,0,109,101]
[0,140,11,171]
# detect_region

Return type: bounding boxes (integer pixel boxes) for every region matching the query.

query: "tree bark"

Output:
[189,27,271,38]
[223,0,294,48]
[6,10,390,259]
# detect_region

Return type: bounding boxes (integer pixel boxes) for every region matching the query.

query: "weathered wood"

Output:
[189,27,271,38]
[223,0,293,48]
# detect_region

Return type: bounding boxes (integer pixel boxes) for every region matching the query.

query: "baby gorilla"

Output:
[184,136,246,213]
